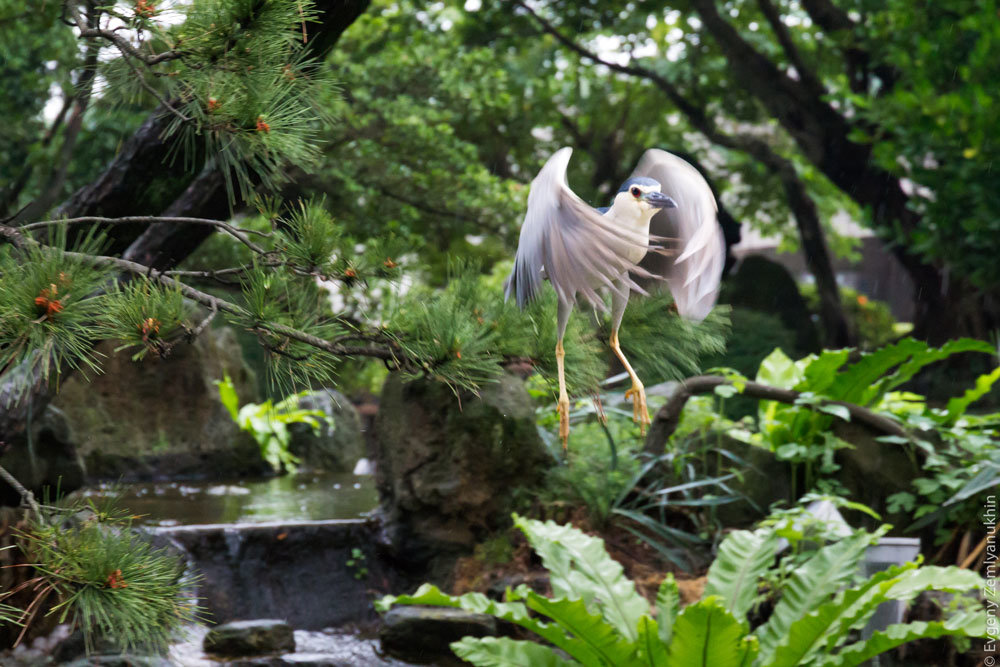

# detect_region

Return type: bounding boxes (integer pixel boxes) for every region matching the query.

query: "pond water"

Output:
[74,472,379,526]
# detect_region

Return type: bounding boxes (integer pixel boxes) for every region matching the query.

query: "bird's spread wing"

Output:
[505,147,653,310]
[632,149,725,321]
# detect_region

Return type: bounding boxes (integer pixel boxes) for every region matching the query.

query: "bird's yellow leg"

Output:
[556,339,570,450]
[610,329,650,433]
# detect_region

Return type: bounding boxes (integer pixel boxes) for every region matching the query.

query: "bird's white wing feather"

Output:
[505,147,653,310]
[633,149,725,320]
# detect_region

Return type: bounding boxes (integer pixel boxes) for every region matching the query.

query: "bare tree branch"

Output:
[20,215,271,255]
[64,1,183,67]
[644,375,908,455]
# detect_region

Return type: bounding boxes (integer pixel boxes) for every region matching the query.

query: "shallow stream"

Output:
[74,472,379,526]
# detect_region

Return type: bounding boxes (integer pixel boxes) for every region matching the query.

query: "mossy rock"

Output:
[374,372,552,581]
[50,325,268,481]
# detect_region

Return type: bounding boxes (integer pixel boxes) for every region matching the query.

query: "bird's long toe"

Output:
[625,383,651,435]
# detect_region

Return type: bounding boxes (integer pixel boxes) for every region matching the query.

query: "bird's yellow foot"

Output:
[557,396,571,450]
[625,382,651,434]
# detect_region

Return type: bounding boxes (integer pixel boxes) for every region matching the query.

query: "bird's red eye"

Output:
[630,187,641,197]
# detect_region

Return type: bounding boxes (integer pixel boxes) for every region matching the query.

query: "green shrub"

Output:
[800,284,906,350]
[216,373,329,472]
[378,512,985,666]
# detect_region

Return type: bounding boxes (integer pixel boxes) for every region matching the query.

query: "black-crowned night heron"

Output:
[505,147,725,448]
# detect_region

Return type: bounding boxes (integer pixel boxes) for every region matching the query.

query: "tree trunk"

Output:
[776,167,853,347]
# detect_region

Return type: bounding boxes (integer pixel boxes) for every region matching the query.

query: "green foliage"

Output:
[0,498,199,655]
[857,0,1000,288]
[345,547,368,581]
[215,374,328,473]
[102,0,335,202]
[378,512,985,666]
[99,278,189,361]
[0,228,112,390]
[615,294,730,385]
[233,263,344,394]
[726,340,996,493]
[799,285,905,351]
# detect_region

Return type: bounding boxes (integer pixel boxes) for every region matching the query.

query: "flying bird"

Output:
[505,147,725,448]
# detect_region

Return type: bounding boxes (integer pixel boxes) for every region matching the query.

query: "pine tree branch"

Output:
[20,216,271,256]
[64,1,183,67]
[644,375,908,455]
[0,223,400,363]
[0,462,41,521]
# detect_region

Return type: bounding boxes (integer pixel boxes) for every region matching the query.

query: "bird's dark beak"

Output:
[644,191,677,209]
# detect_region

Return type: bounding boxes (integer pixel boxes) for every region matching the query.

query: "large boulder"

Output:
[380,606,497,664]
[288,389,367,473]
[374,372,552,580]
[0,405,85,504]
[50,326,268,481]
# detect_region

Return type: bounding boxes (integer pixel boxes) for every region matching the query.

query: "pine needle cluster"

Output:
[0,499,200,655]
[99,279,189,361]
[0,228,111,391]
[99,0,335,202]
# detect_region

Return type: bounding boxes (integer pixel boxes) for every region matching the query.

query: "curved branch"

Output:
[20,215,270,256]
[643,375,907,455]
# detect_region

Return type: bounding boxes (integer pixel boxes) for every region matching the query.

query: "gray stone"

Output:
[153,520,396,630]
[62,657,172,667]
[288,389,366,473]
[203,619,295,658]
[50,325,269,481]
[380,606,498,663]
[228,655,352,667]
[374,373,551,577]
[0,404,85,503]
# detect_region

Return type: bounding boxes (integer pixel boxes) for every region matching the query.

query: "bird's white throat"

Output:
[604,191,655,263]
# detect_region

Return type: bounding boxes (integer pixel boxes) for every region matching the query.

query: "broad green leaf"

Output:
[798,349,850,394]
[943,365,1000,423]
[883,565,983,600]
[825,338,928,405]
[636,615,668,666]
[215,375,239,422]
[516,589,643,666]
[704,528,778,618]
[817,404,851,422]
[655,574,679,645]
[514,514,648,641]
[665,597,749,667]
[378,584,607,665]
[755,348,803,390]
[827,337,994,406]
[451,636,576,667]
[768,563,919,667]
[818,611,986,667]
[945,460,1000,505]
[755,530,877,662]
